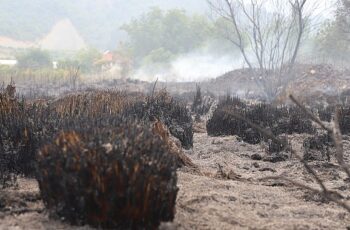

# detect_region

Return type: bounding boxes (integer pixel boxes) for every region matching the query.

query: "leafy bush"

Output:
[37,119,178,228]
[16,49,52,69]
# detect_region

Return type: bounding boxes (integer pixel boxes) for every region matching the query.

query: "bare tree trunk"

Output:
[208,0,314,101]
[223,0,254,70]
[289,0,307,68]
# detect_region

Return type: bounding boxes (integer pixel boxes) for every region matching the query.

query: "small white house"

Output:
[0,60,59,69]
[52,61,58,69]
[0,59,17,67]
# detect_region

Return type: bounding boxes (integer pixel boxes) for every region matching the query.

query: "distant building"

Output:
[0,18,86,52]
[52,61,58,69]
[95,50,132,79]
[0,59,59,69]
[94,50,115,69]
[0,59,17,66]
[102,50,114,62]
[0,37,34,49]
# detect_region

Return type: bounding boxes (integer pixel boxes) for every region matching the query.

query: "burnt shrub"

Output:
[0,90,48,176]
[268,136,290,154]
[338,106,350,135]
[207,96,314,144]
[303,134,333,161]
[191,85,214,116]
[281,107,315,135]
[317,105,334,122]
[0,145,17,188]
[206,98,260,144]
[313,105,350,135]
[340,89,350,105]
[37,118,178,229]
[1,88,192,183]
[51,90,134,119]
[124,91,193,149]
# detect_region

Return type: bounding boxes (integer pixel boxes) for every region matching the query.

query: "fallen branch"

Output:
[262,176,350,212]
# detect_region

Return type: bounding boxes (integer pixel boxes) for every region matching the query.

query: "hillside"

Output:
[0,0,208,49]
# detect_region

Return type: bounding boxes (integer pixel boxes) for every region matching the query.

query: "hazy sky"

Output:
[262,0,337,18]
[312,0,337,18]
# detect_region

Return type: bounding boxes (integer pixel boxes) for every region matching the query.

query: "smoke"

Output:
[132,52,246,82]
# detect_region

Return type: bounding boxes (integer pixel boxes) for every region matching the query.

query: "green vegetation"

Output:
[58,48,102,73]
[316,1,350,62]
[0,48,101,79]
[121,8,237,67]
[16,49,52,69]
[0,0,207,49]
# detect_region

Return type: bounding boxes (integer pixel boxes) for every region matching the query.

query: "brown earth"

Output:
[2,127,350,229]
[276,64,350,105]
[8,63,350,105]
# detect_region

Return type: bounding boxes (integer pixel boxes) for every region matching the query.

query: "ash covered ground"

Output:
[2,131,350,229]
[1,64,350,229]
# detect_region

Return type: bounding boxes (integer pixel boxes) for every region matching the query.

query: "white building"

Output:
[0,60,17,67]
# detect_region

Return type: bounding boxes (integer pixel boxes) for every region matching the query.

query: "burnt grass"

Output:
[2,84,350,228]
[207,96,315,146]
[37,118,178,229]
[123,91,193,149]
[0,87,193,228]
[317,105,350,134]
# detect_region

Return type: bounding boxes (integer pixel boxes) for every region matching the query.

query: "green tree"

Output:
[74,48,101,73]
[121,8,213,66]
[16,49,52,69]
[316,0,350,62]
[57,48,102,73]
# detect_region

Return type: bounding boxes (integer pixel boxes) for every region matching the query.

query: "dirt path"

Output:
[1,133,350,229]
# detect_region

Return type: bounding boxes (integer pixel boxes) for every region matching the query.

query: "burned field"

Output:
[0,85,193,229]
[2,83,350,229]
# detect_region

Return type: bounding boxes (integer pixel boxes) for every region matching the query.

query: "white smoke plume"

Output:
[132,52,246,82]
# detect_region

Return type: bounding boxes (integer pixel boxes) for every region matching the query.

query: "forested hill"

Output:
[0,0,208,49]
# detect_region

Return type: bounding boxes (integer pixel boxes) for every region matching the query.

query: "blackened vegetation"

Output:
[0,87,49,186]
[340,89,350,105]
[125,91,193,149]
[207,96,315,145]
[317,105,334,122]
[1,86,186,227]
[191,85,214,117]
[338,107,350,135]
[37,120,178,229]
[0,91,19,187]
[303,134,333,161]
[263,136,290,163]
[317,105,350,135]
[50,91,134,119]
[268,136,290,154]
